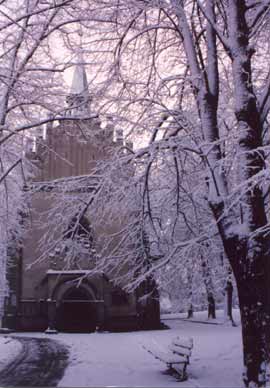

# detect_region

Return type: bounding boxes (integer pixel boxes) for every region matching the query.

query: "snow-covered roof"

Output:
[25,174,101,193]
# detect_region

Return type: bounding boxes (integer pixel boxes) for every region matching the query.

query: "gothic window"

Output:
[65,215,93,249]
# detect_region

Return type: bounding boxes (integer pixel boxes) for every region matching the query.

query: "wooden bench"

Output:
[142,336,193,381]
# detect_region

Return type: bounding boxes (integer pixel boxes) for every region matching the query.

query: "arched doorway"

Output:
[56,287,97,332]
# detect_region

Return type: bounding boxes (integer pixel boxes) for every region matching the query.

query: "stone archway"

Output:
[55,285,97,333]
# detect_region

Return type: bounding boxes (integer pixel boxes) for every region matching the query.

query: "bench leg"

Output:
[181,363,188,381]
[170,364,188,381]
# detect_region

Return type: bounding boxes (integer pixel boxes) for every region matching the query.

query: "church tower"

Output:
[2,58,160,333]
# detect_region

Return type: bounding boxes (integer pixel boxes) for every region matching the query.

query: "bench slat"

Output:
[168,344,191,357]
[142,344,187,364]
[172,337,193,349]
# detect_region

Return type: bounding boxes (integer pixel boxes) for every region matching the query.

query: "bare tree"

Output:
[64,1,270,385]
[2,0,270,385]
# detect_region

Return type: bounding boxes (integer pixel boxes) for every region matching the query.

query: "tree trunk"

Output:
[187,303,193,319]
[201,254,216,319]
[186,268,193,318]
[224,266,235,326]
[224,279,234,325]
[225,237,270,387]
[207,293,216,319]
[237,275,270,386]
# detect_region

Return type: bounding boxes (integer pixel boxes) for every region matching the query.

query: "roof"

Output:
[24,174,101,193]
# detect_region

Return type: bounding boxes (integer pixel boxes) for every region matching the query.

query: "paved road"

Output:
[0,336,69,387]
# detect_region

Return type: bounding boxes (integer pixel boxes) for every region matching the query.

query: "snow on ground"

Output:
[162,308,240,325]
[12,309,243,387]
[0,335,22,372]
[58,320,242,387]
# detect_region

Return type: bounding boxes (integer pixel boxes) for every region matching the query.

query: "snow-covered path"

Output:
[0,336,68,387]
[0,336,22,372]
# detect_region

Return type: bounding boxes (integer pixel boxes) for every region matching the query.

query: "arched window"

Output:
[65,215,93,249]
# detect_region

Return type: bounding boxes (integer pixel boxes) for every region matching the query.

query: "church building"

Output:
[3,60,160,333]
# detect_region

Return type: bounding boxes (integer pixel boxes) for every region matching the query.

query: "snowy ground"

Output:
[4,309,243,387]
[0,335,22,372]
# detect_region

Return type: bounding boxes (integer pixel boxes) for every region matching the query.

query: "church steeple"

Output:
[70,62,88,96]
[66,54,91,117]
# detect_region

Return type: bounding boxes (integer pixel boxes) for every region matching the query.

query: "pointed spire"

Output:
[66,29,91,117]
[70,62,88,96]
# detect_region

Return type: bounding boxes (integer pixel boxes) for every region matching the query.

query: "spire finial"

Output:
[77,23,83,64]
